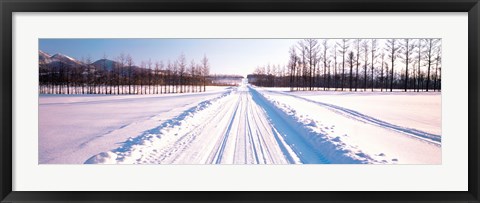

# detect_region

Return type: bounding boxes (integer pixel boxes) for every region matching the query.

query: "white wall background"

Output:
[13,12,468,191]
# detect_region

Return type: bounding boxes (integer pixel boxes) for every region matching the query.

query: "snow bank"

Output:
[250,87,372,164]
[259,89,441,164]
[84,89,235,164]
[39,87,231,164]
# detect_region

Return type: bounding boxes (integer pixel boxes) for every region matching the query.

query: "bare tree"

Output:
[385,39,400,92]
[167,60,173,93]
[101,53,108,94]
[147,59,153,94]
[117,53,126,94]
[332,44,338,90]
[433,47,442,91]
[399,39,415,91]
[337,39,349,91]
[322,39,329,90]
[362,40,369,91]
[159,61,165,94]
[303,39,319,90]
[154,61,160,94]
[370,39,377,91]
[139,61,146,94]
[415,39,424,92]
[176,54,186,93]
[201,54,210,92]
[354,39,361,91]
[380,52,385,92]
[424,38,440,92]
[288,46,298,91]
[347,51,355,91]
[189,59,196,93]
[297,40,308,90]
[126,54,134,94]
[174,61,179,93]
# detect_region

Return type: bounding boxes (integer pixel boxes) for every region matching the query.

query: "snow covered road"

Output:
[40,85,441,164]
[86,85,335,164]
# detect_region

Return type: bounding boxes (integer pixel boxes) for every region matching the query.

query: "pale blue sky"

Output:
[39,39,299,76]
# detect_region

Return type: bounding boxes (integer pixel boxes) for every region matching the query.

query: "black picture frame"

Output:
[1,0,479,202]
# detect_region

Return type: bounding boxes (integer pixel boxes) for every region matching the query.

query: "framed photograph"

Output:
[1,0,479,202]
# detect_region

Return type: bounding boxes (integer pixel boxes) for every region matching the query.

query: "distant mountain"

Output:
[39,51,83,68]
[50,53,82,67]
[38,50,142,74]
[91,59,120,71]
[39,50,52,64]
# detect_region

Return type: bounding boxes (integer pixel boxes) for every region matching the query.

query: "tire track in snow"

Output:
[246,102,261,164]
[165,91,240,164]
[89,86,338,164]
[211,94,242,164]
[141,87,293,164]
[264,90,441,146]
[208,88,298,164]
[247,92,298,164]
[249,87,331,164]
[172,86,301,164]
[84,89,234,164]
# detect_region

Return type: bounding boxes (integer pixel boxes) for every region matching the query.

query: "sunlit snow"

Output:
[39,85,441,164]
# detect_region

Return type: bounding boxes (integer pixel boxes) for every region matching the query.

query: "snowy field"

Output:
[39,85,441,164]
[264,88,441,135]
[39,86,229,164]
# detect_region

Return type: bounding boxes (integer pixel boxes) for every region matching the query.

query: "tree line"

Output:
[248,38,442,92]
[39,53,211,94]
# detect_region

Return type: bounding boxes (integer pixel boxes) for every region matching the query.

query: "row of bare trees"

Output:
[248,38,442,92]
[248,64,289,87]
[39,53,211,94]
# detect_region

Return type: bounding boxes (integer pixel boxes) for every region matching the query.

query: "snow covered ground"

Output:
[39,85,441,164]
[39,86,230,164]
[264,88,441,135]
[258,88,441,164]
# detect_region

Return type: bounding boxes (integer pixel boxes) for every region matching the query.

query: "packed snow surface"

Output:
[39,86,229,164]
[39,85,441,164]
[267,88,441,135]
